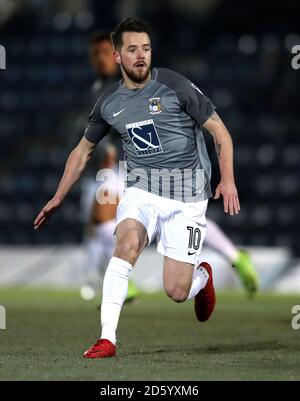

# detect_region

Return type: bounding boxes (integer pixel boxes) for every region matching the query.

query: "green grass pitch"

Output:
[0,288,299,381]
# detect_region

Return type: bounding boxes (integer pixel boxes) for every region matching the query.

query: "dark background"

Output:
[0,0,299,253]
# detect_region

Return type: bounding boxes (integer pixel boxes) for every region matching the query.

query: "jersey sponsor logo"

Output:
[149,97,162,114]
[191,82,203,95]
[126,119,163,156]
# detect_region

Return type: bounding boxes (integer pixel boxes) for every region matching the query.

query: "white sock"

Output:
[205,218,238,262]
[187,266,209,301]
[100,257,132,345]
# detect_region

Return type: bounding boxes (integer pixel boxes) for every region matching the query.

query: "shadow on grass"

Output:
[125,340,299,357]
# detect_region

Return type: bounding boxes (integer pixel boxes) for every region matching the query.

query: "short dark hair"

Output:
[89,31,111,45]
[111,18,151,49]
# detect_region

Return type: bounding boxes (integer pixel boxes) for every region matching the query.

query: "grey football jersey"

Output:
[84,68,215,202]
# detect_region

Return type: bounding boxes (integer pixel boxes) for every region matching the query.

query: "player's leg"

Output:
[126,276,140,303]
[84,188,158,358]
[158,198,216,321]
[163,256,215,322]
[113,218,148,263]
[81,221,118,301]
[97,220,116,277]
[84,218,148,358]
[205,218,238,261]
[100,220,141,303]
[94,219,140,303]
[205,218,259,296]
[79,179,101,298]
[163,256,207,302]
[80,225,105,300]
[101,218,147,338]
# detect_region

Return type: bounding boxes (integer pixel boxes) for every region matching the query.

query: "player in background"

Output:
[88,31,120,104]
[88,31,259,297]
[80,33,139,302]
[34,18,244,358]
[205,219,258,295]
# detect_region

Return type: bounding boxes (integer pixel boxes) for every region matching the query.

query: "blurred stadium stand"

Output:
[0,0,299,257]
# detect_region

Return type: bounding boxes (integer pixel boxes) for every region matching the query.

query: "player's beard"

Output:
[121,62,151,84]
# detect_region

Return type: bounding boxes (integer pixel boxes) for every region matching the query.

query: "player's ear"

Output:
[113,50,121,65]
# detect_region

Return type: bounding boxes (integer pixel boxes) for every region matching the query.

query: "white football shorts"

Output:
[116,187,208,265]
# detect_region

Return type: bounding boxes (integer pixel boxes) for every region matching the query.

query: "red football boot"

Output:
[84,339,116,359]
[194,262,216,322]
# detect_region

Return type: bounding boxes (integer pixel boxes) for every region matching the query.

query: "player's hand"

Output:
[34,197,63,230]
[213,181,240,215]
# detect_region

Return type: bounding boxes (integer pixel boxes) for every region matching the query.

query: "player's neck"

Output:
[122,70,151,90]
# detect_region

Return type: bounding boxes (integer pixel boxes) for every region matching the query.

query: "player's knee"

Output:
[114,235,140,263]
[165,286,189,303]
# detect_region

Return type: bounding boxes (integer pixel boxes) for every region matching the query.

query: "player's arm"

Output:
[173,73,240,215]
[34,137,96,230]
[203,112,240,215]
[34,97,111,230]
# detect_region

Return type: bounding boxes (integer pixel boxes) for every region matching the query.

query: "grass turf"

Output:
[0,288,299,381]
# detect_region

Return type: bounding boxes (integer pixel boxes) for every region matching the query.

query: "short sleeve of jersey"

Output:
[156,68,216,125]
[84,98,111,144]
[180,79,216,125]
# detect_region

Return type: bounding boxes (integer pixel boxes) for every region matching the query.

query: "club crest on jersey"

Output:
[126,119,163,157]
[148,97,162,114]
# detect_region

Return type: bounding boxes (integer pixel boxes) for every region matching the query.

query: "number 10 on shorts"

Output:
[187,226,201,251]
